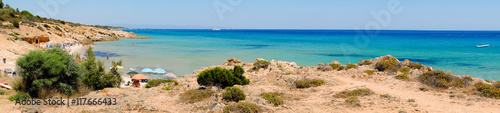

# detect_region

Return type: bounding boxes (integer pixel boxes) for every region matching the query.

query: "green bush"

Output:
[16,48,82,97]
[37,26,44,31]
[12,20,19,28]
[375,58,399,72]
[253,60,271,70]
[358,60,372,66]
[262,92,283,106]
[8,92,31,102]
[43,24,50,28]
[334,88,373,98]
[474,83,500,99]
[399,67,411,74]
[55,26,62,32]
[145,79,175,88]
[329,63,341,69]
[162,86,172,90]
[180,89,214,103]
[345,63,358,70]
[295,79,325,88]
[20,10,34,17]
[338,66,345,70]
[364,70,375,75]
[396,74,409,81]
[82,47,122,90]
[222,87,246,102]
[223,102,260,113]
[345,97,360,106]
[419,70,465,88]
[409,62,423,69]
[197,65,249,88]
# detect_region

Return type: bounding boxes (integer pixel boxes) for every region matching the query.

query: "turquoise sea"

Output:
[93,29,500,80]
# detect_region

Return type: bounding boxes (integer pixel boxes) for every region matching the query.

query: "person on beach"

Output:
[3,58,5,64]
[107,53,109,60]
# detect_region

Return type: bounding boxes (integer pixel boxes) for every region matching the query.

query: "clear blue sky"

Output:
[5,0,500,30]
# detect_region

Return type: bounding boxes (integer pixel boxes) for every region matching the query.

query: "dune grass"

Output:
[180,89,214,103]
[295,79,325,88]
[334,88,373,98]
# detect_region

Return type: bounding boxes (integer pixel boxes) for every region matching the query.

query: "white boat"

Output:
[212,28,221,31]
[477,44,489,48]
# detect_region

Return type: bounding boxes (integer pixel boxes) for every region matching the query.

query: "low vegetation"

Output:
[81,47,123,90]
[0,89,8,95]
[345,97,361,107]
[146,79,176,88]
[261,92,283,106]
[345,63,359,70]
[162,84,182,90]
[334,88,374,98]
[409,62,424,69]
[8,92,31,101]
[380,94,391,98]
[375,57,399,72]
[223,102,260,113]
[358,60,372,66]
[419,70,468,88]
[197,65,249,88]
[222,87,246,102]
[474,83,500,99]
[364,70,375,75]
[295,79,325,88]
[396,74,409,81]
[253,60,271,70]
[399,67,411,74]
[329,63,341,70]
[180,89,215,103]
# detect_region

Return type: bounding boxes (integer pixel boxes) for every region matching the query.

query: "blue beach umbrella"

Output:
[141,68,154,73]
[153,68,167,74]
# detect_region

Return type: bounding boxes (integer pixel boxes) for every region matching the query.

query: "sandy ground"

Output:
[0,56,498,113]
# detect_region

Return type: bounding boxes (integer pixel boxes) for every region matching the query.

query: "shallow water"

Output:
[93,29,500,80]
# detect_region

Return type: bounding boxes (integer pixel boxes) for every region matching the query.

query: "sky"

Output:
[4,0,500,30]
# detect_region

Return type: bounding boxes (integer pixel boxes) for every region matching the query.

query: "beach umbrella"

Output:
[153,68,167,74]
[165,73,177,78]
[4,68,13,72]
[141,68,154,73]
[126,71,139,75]
[131,74,148,80]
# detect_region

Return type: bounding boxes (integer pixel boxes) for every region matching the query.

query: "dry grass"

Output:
[334,88,374,98]
[180,89,215,103]
[223,102,260,113]
[261,92,283,106]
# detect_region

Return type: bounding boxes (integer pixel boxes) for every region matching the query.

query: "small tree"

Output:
[197,65,250,88]
[16,48,82,98]
[13,20,19,28]
[82,47,122,90]
[222,87,246,102]
[0,0,4,9]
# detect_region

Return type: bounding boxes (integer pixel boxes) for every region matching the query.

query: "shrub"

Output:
[13,20,19,28]
[8,92,31,102]
[223,102,260,113]
[474,83,500,99]
[43,24,50,28]
[329,63,341,69]
[162,86,172,90]
[399,67,411,74]
[345,97,360,106]
[419,70,465,88]
[295,79,325,88]
[380,94,391,98]
[345,63,358,70]
[364,70,375,75]
[222,87,246,102]
[253,60,271,70]
[82,47,122,90]
[197,65,249,88]
[334,88,373,98]
[375,58,399,72]
[262,92,283,106]
[14,32,20,35]
[16,48,82,98]
[37,26,44,31]
[20,10,34,17]
[0,89,7,95]
[409,62,423,69]
[180,89,214,103]
[396,74,409,81]
[338,66,345,70]
[55,26,62,32]
[358,60,372,66]
[146,79,175,88]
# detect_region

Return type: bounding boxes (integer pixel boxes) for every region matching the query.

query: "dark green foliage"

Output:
[223,102,260,113]
[358,60,372,66]
[262,92,283,106]
[409,62,423,69]
[180,89,214,103]
[345,63,358,70]
[0,0,4,9]
[338,66,345,70]
[81,47,122,90]
[8,92,31,101]
[222,87,246,102]
[474,83,500,99]
[197,65,249,88]
[37,26,44,31]
[253,60,270,70]
[145,79,175,88]
[295,79,325,88]
[329,63,341,69]
[364,70,375,75]
[12,20,19,28]
[334,88,373,98]
[20,10,33,17]
[399,67,411,74]
[16,48,82,97]
[396,74,409,81]
[375,58,399,72]
[419,70,465,88]
[54,26,62,32]
[43,24,50,28]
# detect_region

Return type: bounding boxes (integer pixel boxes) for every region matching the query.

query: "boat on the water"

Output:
[212,28,221,31]
[477,44,489,48]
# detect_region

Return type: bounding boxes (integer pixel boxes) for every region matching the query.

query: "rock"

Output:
[317,63,333,71]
